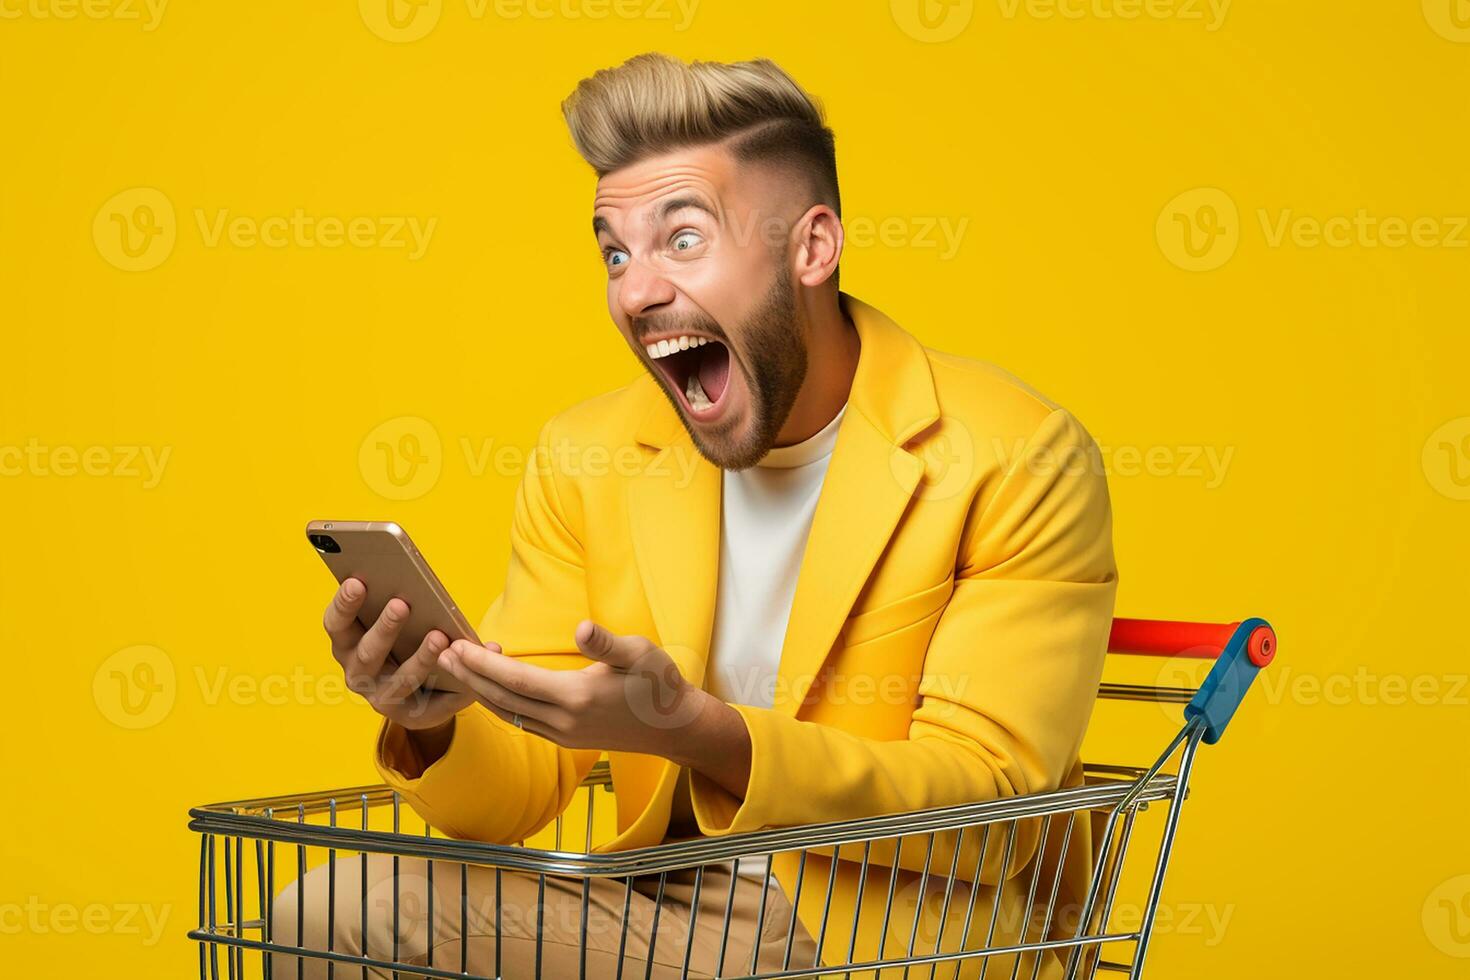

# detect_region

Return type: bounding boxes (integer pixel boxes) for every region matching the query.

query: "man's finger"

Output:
[438,648,568,730]
[324,578,367,655]
[574,620,649,670]
[348,596,411,686]
[447,640,573,702]
[373,629,450,705]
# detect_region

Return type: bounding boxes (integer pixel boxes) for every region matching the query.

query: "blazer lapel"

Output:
[774,295,942,716]
[774,411,923,714]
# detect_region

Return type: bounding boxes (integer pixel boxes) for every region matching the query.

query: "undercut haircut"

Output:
[562,53,841,219]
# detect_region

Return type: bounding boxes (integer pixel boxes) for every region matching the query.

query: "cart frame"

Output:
[187,615,1276,980]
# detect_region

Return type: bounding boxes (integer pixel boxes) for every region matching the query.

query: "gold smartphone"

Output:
[306,520,477,693]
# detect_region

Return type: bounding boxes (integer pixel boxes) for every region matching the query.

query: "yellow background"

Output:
[3,1,1467,975]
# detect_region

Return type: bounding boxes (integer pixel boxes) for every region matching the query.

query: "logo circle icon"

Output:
[359,416,443,501]
[892,877,947,951]
[374,872,432,941]
[359,0,442,42]
[94,187,177,272]
[1154,656,1208,725]
[1156,187,1240,272]
[891,0,974,43]
[1423,0,1470,42]
[897,415,975,502]
[93,645,177,730]
[622,646,707,731]
[1423,874,1470,957]
[1422,417,1470,501]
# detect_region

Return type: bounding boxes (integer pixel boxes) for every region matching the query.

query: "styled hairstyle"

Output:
[562,53,841,218]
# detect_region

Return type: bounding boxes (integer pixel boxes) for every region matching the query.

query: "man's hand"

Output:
[324,578,474,733]
[438,621,753,798]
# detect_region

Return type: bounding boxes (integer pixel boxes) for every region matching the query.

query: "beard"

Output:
[634,266,807,471]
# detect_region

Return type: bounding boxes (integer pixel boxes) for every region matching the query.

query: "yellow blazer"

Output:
[376,294,1117,978]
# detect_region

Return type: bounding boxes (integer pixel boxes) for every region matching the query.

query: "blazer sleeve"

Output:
[374,419,601,843]
[689,408,1117,875]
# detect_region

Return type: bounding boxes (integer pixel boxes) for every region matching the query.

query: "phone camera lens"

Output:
[310,533,341,554]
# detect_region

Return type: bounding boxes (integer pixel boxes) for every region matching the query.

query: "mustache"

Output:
[630,312,731,347]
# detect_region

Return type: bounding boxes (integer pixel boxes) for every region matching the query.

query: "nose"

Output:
[615,259,677,321]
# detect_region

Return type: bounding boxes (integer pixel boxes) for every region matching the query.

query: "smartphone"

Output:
[306,520,477,693]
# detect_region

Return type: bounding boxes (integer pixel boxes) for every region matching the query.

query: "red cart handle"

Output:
[1109,617,1276,668]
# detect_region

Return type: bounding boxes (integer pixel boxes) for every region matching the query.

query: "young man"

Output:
[277,54,1117,979]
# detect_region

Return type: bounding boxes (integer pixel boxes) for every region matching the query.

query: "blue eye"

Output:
[672,232,700,251]
[605,249,628,268]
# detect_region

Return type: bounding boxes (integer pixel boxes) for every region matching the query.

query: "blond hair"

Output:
[562,53,840,216]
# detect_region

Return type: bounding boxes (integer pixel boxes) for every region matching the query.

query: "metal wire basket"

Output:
[187,615,1276,980]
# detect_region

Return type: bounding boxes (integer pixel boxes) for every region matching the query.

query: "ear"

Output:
[791,204,843,288]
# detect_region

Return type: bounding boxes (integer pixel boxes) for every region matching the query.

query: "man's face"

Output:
[592,143,808,470]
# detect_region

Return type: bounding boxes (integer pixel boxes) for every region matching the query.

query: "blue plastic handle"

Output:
[1183,617,1274,744]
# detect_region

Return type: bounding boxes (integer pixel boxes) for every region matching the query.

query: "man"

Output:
[275,53,1116,979]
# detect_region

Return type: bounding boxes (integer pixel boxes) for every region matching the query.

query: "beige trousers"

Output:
[270,854,816,979]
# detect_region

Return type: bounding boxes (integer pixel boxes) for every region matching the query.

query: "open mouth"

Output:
[643,333,732,419]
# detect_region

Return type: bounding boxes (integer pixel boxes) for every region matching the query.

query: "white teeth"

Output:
[646,335,712,359]
[686,371,713,410]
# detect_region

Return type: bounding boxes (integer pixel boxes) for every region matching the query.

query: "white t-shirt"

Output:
[705,402,848,709]
[701,403,846,878]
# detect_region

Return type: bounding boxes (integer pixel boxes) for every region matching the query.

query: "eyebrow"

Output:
[656,196,719,223]
[592,196,719,238]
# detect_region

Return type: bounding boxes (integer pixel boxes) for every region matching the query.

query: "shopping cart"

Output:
[187,615,1276,980]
